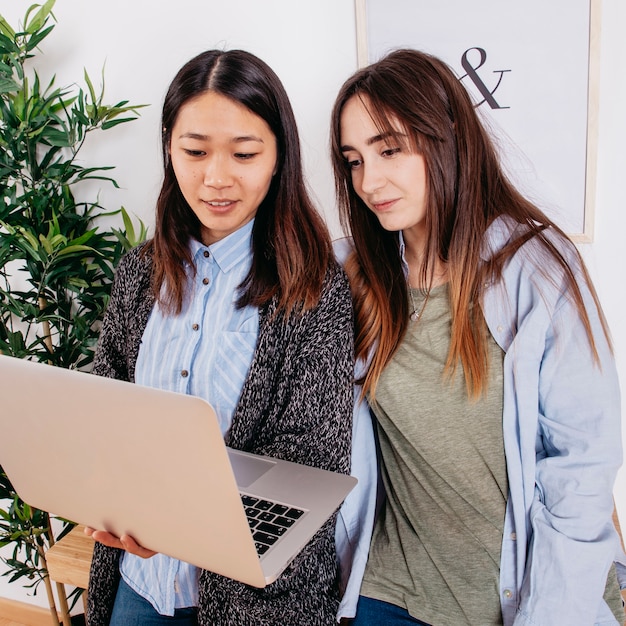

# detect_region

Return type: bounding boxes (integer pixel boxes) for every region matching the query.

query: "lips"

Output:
[371,198,398,212]
[202,199,237,212]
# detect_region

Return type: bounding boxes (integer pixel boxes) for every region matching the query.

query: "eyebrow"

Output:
[178,132,265,144]
[340,131,404,152]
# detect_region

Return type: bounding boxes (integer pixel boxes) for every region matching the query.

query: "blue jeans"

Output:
[350,596,431,626]
[110,578,198,626]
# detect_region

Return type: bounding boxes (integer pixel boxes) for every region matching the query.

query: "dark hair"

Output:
[330,48,609,399]
[146,49,332,315]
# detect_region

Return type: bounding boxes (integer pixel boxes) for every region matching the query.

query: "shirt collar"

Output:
[480,215,519,261]
[190,219,254,273]
[398,230,409,279]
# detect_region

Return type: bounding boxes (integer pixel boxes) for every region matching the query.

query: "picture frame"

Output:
[355,0,600,242]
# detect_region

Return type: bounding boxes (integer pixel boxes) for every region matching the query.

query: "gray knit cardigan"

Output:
[85,244,355,626]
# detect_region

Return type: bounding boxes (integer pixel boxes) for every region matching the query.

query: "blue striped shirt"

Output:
[119,220,259,616]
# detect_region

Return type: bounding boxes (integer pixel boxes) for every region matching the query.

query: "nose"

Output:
[203,155,233,188]
[358,160,385,195]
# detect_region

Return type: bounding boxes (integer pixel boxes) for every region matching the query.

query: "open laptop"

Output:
[0,354,357,588]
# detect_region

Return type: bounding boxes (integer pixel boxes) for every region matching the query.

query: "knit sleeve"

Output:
[228,264,354,475]
[92,245,154,382]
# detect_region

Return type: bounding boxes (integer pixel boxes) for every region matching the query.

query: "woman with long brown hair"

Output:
[331,48,624,625]
[84,48,354,626]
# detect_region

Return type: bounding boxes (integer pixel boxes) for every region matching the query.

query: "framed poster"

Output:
[355,0,600,242]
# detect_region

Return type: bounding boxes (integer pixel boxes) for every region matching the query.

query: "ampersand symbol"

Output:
[460,47,511,109]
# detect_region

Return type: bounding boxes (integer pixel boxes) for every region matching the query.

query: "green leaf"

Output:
[0,76,20,95]
[101,116,138,130]
[83,68,99,110]
[18,228,40,252]
[0,15,16,39]
[0,32,19,54]
[39,126,70,147]
[25,25,55,52]
[67,229,97,247]
[25,0,56,35]
[56,244,100,257]
[121,207,136,241]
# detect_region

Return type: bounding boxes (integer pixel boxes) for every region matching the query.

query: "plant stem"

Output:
[38,296,54,354]
[35,543,59,626]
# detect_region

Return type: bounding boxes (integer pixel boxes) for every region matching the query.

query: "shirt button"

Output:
[203,250,210,258]
[503,589,512,599]
[192,323,199,331]
[181,370,189,378]
[497,325,503,333]
[510,532,517,540]
[202,277,209,285]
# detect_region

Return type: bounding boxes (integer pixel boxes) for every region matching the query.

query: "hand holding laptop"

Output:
[84,527,157,559]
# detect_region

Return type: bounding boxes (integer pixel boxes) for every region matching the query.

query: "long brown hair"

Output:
[330,48,609,400]
[145,49,332,316]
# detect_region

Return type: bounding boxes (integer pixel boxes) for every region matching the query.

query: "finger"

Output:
[119,534,157,559]
[90,530,124,550]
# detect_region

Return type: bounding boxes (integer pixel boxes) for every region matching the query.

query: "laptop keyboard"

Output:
[240,494,306,556]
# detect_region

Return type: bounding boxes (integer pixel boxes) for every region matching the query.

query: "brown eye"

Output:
[381,147,401,157]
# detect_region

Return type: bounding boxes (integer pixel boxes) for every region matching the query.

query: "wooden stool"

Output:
[46,525,95,622]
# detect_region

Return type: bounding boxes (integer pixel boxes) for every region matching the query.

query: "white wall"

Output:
[1,0,624,610]
[588,0,626,529]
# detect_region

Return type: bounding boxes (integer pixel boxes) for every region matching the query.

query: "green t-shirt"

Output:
[362,283,507,625]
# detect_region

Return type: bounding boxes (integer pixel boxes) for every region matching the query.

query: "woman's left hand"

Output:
[84,526,157,558]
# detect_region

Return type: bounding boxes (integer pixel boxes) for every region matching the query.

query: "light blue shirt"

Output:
[333,239,380,622]
[482,217,623,626]
[120,220,259,616]
[334,216,625,625]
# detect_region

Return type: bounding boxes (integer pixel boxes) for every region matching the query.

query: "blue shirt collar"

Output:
[189,219,254,273]
[398,230,409,279]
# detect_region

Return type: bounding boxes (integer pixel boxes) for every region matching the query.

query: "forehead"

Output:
[173,91,275,140]
[339,95,406,145]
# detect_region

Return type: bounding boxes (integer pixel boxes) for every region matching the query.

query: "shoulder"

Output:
[317,258,352,315]
[263,262,351,342]
[486,215,578,257]
[112,242,153,291]
[105,242,154,321]
[298,262,353,352]
[116,241,153,274]
[481,216,601,348]
[332,236,355,267]
[484,215,583,284]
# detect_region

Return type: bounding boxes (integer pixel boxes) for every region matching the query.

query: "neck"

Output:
[403,231,448,289]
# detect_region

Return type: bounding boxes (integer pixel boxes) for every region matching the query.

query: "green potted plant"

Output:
[0,1,146,622]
